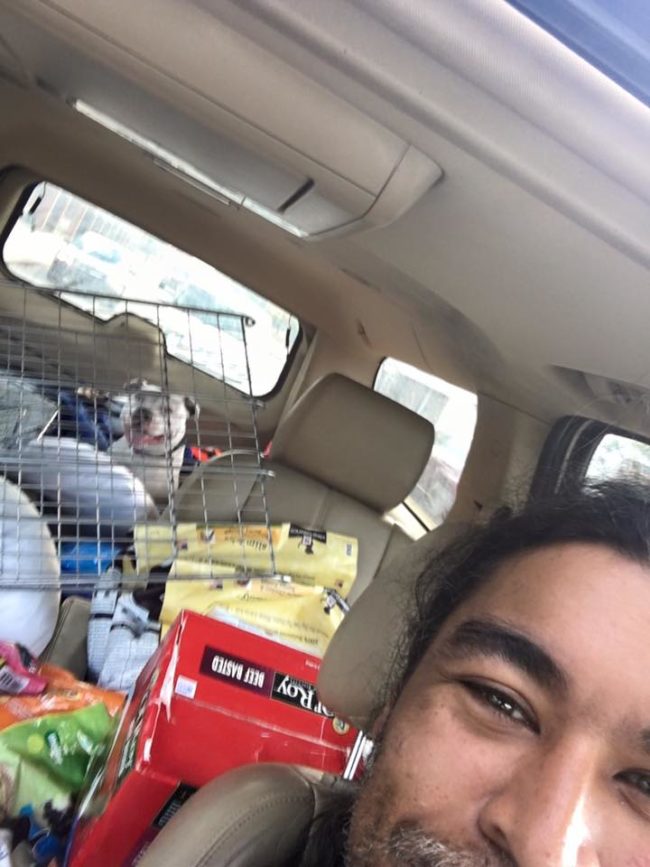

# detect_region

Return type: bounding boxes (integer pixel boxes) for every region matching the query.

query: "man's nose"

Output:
[478,739,600,867]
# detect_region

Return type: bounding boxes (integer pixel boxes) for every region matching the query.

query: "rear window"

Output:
[586,431,650,481]
[2,182,300,395]
[375,358,477,527]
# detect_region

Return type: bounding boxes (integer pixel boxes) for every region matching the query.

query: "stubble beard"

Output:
[347,822,516,867]
[345,738,516,867]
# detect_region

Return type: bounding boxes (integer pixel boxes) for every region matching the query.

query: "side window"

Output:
[374,358,477,527]
[2,182,300,396]
[585,432,650,482]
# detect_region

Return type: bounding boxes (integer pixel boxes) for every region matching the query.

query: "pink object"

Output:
[0,641,48,695]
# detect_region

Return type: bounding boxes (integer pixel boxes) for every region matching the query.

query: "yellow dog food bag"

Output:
[133,522,357,656]
[160,565,349,657]
[134,522,358,597]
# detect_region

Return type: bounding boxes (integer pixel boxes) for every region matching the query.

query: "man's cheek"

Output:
[377,698,488,814]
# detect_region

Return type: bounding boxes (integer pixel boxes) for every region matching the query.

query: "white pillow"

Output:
[6,437,158,540]
[0,476,60,656]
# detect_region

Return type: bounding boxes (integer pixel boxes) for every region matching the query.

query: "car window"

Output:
[507,1,650,109]
[2,182,300,395]
[585,431,650,481]
[375,358,477,527]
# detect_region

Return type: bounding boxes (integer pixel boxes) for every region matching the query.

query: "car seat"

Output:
[42,374,434,670]
[172,373,435,601]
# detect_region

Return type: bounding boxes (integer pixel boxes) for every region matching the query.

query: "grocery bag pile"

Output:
[0,643,123,866]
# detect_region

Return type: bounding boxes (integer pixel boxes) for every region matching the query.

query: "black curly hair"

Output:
[390,478,650,707]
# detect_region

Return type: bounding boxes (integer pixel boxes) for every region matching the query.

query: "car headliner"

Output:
[0,0,648,438]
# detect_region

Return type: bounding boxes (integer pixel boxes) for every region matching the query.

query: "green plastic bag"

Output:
[0,703,116,818]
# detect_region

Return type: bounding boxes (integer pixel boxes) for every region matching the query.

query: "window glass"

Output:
[585,432,650,481]
[375,358,477,527]
[2,183,300,395]
[506,1,650,109]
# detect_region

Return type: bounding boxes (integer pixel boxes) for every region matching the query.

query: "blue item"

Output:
[53,390,113,451]
[59,541,122,575]
[18,805,67,865]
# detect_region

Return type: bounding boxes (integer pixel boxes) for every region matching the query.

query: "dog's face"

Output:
[120,381,199,456]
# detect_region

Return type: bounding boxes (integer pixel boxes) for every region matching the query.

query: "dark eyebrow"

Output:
[438,618,569,696]
[637,729,650,757]
[641,731,650,753]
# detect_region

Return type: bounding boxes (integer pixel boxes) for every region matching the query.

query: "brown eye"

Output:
[461,680,539,734]
[619,770,650,799]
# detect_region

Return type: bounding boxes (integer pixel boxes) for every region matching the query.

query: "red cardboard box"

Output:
[67,611,358,866]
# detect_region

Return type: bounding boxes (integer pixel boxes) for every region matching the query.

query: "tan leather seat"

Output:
[43,374,433,675]
[317,521,464,728]
[137,523,461,867]
[40,595,90,677]
[173,373,435,601]
[139,764,352,867]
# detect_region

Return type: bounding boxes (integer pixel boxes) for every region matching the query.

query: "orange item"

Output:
[188,445,222,462]
[0,663,124,730]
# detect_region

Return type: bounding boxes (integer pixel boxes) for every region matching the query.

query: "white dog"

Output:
[109,380,199,506]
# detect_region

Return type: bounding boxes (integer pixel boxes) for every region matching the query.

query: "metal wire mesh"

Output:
[0,282,276,590]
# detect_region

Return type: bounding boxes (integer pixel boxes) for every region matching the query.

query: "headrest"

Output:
[317,523,465,731]
[271,374,434,513]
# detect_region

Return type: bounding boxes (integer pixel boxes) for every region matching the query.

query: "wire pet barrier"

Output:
[0,282,275,590]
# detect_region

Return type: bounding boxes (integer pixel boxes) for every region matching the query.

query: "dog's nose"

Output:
[133,407,153,427]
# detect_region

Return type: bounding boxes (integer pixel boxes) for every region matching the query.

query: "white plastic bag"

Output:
[0,477,60,655]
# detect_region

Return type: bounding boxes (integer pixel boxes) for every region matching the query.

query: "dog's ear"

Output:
[184,396,200,418]
[124,378,148,392]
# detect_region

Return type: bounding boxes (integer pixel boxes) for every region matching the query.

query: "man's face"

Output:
[347,542,650,867]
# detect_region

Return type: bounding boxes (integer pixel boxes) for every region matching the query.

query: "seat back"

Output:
[138,763,353,867]
[317,520,466,728]
[173,373,434,601]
